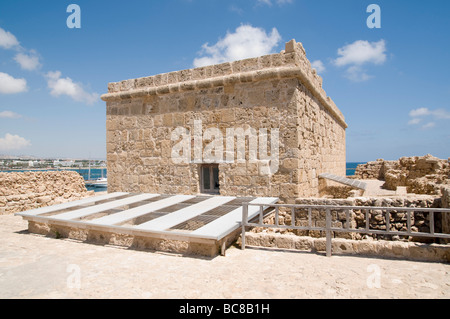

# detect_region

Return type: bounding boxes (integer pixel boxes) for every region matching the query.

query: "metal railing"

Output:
[241,203,450,257]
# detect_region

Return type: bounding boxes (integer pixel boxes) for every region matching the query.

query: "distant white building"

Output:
[53,160,75,167]
[12,160,27,166]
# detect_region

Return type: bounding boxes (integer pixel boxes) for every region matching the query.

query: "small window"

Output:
[200,164,220,194]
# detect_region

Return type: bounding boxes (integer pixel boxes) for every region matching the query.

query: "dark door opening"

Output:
[200,164,220,194]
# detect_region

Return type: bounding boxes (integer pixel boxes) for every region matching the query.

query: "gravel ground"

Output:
[1,214,449,299]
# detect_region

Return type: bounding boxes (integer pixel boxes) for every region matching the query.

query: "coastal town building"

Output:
[101,39,347,204]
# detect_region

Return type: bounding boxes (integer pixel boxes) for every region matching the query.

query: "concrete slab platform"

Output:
[15,193,278,257]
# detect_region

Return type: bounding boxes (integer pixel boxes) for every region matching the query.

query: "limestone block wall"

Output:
[0,171,92,214]
[102,39,347,203]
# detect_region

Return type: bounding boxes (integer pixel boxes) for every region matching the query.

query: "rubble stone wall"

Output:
[355,155,450,195]
[354,158,397,180]
[0,171,92,214]
[243,232,450,262]
[253,195,445,244]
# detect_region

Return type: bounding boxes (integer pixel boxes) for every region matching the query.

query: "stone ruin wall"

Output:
[353,158,397,180]
[251,195,445,244]
[102,40,347,204]
[255,154,450,246]
[296,155,450,244]
[355,155,450,195]
[0,171,92,215]
[248,193,450,262]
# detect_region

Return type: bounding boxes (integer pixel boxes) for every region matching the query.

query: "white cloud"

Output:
[14,51,41,71]
[0,27,42,71]
[408,107,450,129]
[0,72,27,94]
[0,27,19,49]
[334,40,387,82]
[193,24,282,67]
[430,109,450,120]
[335,40,386,67]
[407,118,421,125]
[409,107,450,120]
[0,111,21,119]
[229,5,244,15]
[45,71,99,105]
[421,122,435,129]
[256,0,293,5]
[344,65,372,82]
[311,60,325,73]
[0,133,31,151]
[409,107,430,117]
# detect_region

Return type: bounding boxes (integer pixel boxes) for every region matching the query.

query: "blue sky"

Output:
[0,0,449,162]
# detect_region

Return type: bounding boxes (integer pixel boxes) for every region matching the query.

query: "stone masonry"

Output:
[0,171,92,214]
[101,40,347,204]
[355,155,450,195]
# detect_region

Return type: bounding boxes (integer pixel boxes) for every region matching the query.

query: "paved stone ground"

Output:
[362,180,398,196]
[1,214,449,299]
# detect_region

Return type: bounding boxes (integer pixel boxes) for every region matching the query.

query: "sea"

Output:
[1,163,365,193]
[346,162,365,177]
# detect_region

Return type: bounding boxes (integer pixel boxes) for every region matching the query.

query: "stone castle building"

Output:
[101,39,347,203]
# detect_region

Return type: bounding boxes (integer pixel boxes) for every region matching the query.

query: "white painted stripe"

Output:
[88,195,195,226]
[15,192,128,217]
[192,197,278,239]
[135,196,236,231]
[52,194,158,221]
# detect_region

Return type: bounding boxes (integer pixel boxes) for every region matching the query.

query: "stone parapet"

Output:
[0,171,93,214]
[101,40,347,129]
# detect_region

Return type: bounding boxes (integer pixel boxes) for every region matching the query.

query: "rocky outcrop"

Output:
[0,171,94,214]
[355,155,450,195]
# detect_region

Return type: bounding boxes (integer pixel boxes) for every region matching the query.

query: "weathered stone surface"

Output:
[0,171,93,214]
[355,155,450,195]
[27,221,226,257]
[252,195,446,244]
[102,39,347,203]
[243,232,450,262]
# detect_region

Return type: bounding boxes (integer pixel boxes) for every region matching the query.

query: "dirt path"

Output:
[0,214,449,299]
